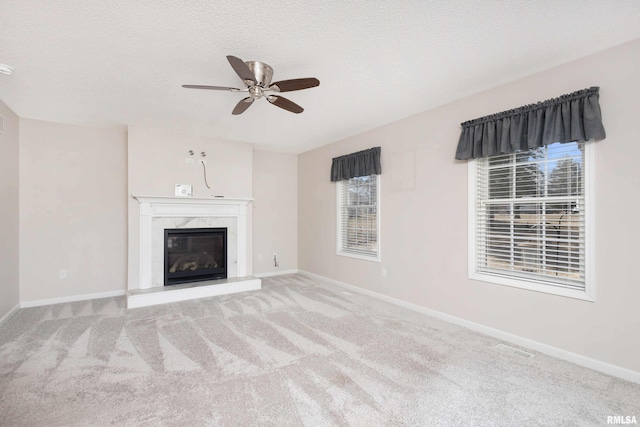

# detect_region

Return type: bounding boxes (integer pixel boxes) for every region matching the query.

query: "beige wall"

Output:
[298,39,640,373]
[0,99,20,319]
[127,126,254,288]
[253,150,298,275]
[19,119,127,302]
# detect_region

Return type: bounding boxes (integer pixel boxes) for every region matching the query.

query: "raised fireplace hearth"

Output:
[165,227,227,285]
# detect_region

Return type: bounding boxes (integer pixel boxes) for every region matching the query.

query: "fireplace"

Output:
[164,228,227,285]
[129,196,260,308]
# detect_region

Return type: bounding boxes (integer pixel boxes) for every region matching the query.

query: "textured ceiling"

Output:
[1,1,640,153]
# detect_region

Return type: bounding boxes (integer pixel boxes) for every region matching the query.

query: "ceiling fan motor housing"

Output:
[245,61,273,88]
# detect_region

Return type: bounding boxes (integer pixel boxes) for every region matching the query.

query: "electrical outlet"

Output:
[185,158,195,164]
[59,269,67,279]
[381,268,387,278]
[258,253,263,261]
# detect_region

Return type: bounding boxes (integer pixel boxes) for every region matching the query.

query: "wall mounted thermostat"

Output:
[175,184,192,197]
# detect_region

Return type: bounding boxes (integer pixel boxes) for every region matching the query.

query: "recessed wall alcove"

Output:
[127,195,261,308]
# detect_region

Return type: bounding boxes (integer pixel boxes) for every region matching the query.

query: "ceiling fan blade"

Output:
[232,97,254,115]
[182,85,242,91]
[226,55,257,85]
[269,78,320,92]
[267,95,304,114]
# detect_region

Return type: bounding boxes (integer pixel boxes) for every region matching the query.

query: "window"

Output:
[469,141,594,300]
[337,174,380,261]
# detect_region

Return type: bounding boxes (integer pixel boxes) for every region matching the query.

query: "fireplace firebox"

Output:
[164,228,227,285]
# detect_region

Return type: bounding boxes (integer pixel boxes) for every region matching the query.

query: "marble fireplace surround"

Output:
[128,195,261,308]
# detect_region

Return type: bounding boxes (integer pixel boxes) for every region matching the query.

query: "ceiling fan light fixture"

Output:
[0,64,14,75]
[249,86,264,99]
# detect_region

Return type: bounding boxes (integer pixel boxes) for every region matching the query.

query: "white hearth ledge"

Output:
[127,276,261,308]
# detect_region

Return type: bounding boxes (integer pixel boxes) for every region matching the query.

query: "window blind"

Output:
[338,175,378,258]
[475,142,586,290]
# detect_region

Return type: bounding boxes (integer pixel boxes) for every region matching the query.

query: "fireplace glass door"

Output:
[164,228,227,285]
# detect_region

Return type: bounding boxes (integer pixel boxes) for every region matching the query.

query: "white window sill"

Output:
[337,251,380,263]
[469,271,595,302]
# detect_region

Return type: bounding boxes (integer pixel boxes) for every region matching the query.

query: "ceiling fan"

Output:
[183,55,320,115]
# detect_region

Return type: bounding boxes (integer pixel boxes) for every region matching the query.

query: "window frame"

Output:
[468,142,595,301]
[336,174,381,262]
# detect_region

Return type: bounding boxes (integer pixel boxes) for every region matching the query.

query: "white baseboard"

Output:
[20,289,126,308]
[255,269,299,278]
[298,270,640,385]
[0,303,20,326]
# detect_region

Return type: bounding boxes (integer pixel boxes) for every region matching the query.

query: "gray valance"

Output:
[455,87,606,160]
[331,147,382,182]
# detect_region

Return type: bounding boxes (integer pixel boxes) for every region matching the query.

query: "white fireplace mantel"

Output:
[131,195,254,292]
[133,195,253,207]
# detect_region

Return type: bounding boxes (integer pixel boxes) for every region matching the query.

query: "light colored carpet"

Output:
[0,274,638,426]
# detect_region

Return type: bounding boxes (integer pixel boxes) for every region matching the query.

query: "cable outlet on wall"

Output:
[175,184,192,197]
[59,269,67,279]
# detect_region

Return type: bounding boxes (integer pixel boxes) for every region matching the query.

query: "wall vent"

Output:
[0,114,4,134]
[495,343,534,358]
